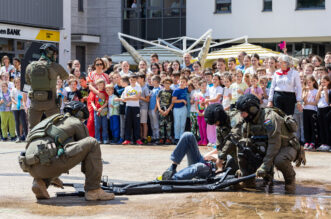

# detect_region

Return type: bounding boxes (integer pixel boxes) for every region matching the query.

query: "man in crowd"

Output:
[182,53,193,71]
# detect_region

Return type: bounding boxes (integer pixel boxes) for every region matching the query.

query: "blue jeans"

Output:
[94,112,108,141]
[170,132,210,180]
[173,106,187,139]
[109,115,120,139]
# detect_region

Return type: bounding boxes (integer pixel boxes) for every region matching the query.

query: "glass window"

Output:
[215,0,231,13]
[263,0,272,11]
[78,0,84,12]
[296,0,325,9]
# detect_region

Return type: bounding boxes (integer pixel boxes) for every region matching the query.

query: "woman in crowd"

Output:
[312,55,323,68]
[172,60,181,73]
[138,60,148,72]
[268,55,302,115]
[151,63,161,75]
[0,56,15,76]
[245,53,260,75]
[192,61,202,77]
[266,56,277,77]
[243,55,251,74]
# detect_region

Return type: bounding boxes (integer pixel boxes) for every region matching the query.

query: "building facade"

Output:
[71,0,122,70]
[187,0,331,57]
[0,0,71,67]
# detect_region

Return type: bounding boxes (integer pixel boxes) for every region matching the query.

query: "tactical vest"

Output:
[29,61,53,101]
[26,113,72,147]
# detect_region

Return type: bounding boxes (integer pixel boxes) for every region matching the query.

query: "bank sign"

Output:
[0,23,60,42]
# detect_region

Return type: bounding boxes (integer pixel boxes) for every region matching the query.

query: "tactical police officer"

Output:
[204,103,242,172]
[18,101,115,201]
[234,94,306,193]
[25,43,68,130]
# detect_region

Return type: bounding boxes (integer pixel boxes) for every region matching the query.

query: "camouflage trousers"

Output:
[159,114,172,139]
[190,112,200,140]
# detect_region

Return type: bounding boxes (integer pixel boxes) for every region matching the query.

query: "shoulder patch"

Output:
[264,119,273,131]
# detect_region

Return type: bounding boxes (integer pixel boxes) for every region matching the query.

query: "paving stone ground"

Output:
[0,141,330,218]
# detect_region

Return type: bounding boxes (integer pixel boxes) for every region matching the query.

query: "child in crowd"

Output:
[222,74,232,111]
[149,75,161,143]
[65,79,82,102]
[0,82,16,141]
[244,73,251,87]
[91,79,109,144]
[189,80,199,139]
[172,76,188,143]
[205,74,223,146]
[316,75,331,151]
[122,73,143,145]
[137,73,150,144]
[10,78,27,142]
[196,80,209,146]
[106,84,120,144]
[119,76,129,143]
[230,70,247,108]
[204,70,213,87]
[259,76,269,107]
[244,74,263,102]
[170,72,180,90]
[302,75,319,150]
[157,77,174,144]
[79,76,90,106]
[56,78,67,113]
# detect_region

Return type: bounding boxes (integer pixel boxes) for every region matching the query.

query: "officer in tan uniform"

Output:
[19,101,114,201]
[234,94,306,193]
[25,43,68,130]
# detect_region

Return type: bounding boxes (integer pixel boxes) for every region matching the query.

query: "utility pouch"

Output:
[288,137,300,151]
[284,115,298,133]
[36,142,57,166]
[33,91,52,101]
[18,155,29,172]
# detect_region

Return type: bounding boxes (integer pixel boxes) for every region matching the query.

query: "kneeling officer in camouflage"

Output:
[234,94,306,193]
[19,101,115,201]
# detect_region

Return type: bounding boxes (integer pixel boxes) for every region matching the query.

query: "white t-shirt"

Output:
[245,66,257,75]
[317,89,330,108]
[222,87,232,109]
[123,84,142,107]
[208,86,223,103]
[304,89,318,111]
[10,88,24,110]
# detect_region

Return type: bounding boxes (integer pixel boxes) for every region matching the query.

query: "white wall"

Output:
[187,0,331,42]
[59,0,71,68]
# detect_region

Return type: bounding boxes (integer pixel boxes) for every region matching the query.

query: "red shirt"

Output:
[90,90,108,109]
[87,71,110,85]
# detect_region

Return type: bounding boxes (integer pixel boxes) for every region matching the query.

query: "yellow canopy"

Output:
[204,43,294,67]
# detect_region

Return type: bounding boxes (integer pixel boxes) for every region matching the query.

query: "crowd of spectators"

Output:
[0,50,330,152]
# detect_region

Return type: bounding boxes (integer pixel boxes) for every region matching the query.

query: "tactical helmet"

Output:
[40,43,58,62]
[204,103,229,126]
[236,94,260,122]
[63,101,89,120]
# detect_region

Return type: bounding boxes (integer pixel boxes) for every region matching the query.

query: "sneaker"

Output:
[97,140,102,144]
[10,137,17,142]
[142,139,148,145]
[136,140,143,145]
[157,139,164,145]
[317,145,331,152]
[165,139,172,145]
[207,143,213,147]
[161,168,177,180]
[15,138,21,143]
[117,138,124,144]
[306,144,315,151]
[2,138,8,142]
[122,140,131,145]
[303,143,310,150]
[103,140,109,144]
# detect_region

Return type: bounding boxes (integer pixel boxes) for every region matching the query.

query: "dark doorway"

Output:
[76,45,86,72]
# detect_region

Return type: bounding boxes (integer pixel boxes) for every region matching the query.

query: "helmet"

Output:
[204,103,229,126]
[40,43,58,62]
[236,94,260,122]
[63,101,89,120]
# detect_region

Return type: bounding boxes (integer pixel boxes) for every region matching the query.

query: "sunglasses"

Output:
[95,63,103,66]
